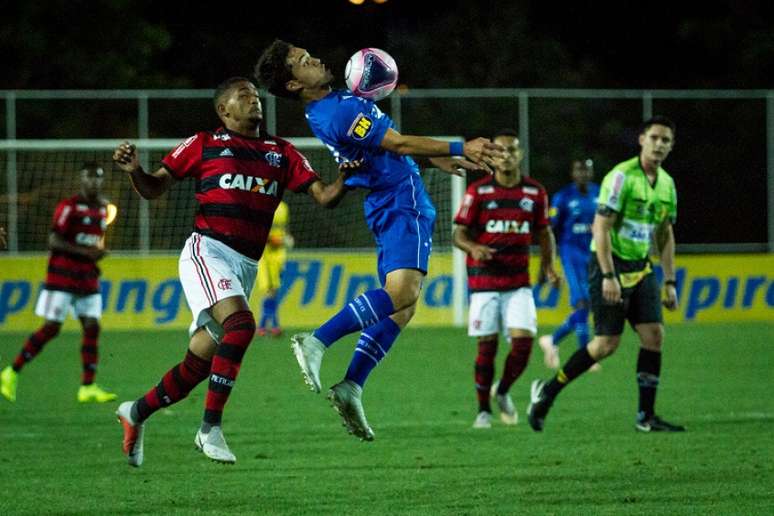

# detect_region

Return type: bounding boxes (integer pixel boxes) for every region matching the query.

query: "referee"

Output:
[528,116,685,433]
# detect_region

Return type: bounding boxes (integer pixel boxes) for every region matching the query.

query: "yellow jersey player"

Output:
[257,200,292,336]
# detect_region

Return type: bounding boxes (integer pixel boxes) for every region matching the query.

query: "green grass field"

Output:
[0,323,772,515]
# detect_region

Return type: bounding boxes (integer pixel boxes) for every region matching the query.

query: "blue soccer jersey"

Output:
[551,182,599,306]
[550,182,599,251]
[305,90,436,283]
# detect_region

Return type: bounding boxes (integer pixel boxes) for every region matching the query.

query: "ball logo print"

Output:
[345,48,398,101]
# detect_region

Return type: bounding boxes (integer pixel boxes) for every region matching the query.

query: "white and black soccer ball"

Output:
[344,48,399,101]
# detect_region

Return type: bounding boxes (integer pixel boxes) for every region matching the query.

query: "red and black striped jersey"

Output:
[454,176,549,292]
[46,195,107,295]
[161,128,320,260]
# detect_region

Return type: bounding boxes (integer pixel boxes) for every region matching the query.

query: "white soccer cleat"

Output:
[539,335,560,369]
[291,332,325,393]
[327,380,375,441]
[194,426,236,464]
[116,401,145,467]
[589,362,602,373]
[472,411,492,429]
[490,381,518,425]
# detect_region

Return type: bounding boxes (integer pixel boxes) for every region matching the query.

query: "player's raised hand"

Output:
[428,157,483,177]
[469,243,495,262]
[113,141,140,173]
[463,138,507,174]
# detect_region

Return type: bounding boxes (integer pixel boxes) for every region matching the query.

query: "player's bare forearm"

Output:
[113,141,172,200]
[452,226,475,254]
[48,233,104,261]
[657,222,676,280]
[537,225,556,273]
[593,211,616,273]
[128,166,173,200]
[308,174,348,209]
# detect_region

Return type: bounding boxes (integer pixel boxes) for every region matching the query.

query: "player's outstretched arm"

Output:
[536,226,561,288]
[379,129,504,172]
[48,232,106,261]
[452,225,495,261]
[656,221,678,310]
[113,141,174,200]
[306,160,361,209]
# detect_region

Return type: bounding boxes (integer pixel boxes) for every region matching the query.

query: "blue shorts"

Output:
[365,175,436,286]
[560,246,592,307]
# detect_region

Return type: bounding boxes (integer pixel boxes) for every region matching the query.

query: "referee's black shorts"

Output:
[588,256,663,336]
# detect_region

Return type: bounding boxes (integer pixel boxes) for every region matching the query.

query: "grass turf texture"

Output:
[0,323,772,515]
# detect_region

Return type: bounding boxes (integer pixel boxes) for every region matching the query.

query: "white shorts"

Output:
[468,288,537,337]
[179,233,258,342]
[34,289,102,322]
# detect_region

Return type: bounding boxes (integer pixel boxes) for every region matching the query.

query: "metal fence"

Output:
[2,88,773,253]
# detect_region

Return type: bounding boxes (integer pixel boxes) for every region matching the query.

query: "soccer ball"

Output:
[345,48,399,101]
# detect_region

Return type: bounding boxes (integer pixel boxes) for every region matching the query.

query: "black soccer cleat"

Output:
[635,414,686,433]
[527,379,554,432]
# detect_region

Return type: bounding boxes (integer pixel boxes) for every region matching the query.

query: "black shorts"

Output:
[588,256,663,336]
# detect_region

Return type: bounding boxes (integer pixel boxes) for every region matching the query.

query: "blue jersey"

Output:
[550,182,599,251]
[305,90,435,284]
[305,90,423,192]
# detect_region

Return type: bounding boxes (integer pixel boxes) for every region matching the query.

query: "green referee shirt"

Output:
[593,156,677,261]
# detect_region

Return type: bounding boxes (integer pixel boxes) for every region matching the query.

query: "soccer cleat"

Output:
[526,379,554,432]
[589,362,602,373]
[327,380,375,441]
[270,327,283,337]
[77,383,118,403]
[195,426,237,464]
[290,332,325,393]
[1,366,18,402]
[472,410,492,429]
[538,335,560,369]
[256,328,268,337]
[635,414,686,433]
[116,401,145,467]
[490,381,518,425]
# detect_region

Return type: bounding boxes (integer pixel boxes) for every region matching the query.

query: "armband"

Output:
[449,141,464,156]
[601,272,616,279]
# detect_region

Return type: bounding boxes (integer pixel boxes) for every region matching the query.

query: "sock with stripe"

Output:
[543,347,596,399]
[202,311,256,429]
[12,324,60,372]
[637,348,661,420]
[474,338,498,413]
[344,317,401,387]
[496,336,532,394]
[80,324,100,385]
[313,289,395,347]
[133,350,212,423]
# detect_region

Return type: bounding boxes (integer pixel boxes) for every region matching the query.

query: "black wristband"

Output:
[664,279,677,287]
[601,272,615,279]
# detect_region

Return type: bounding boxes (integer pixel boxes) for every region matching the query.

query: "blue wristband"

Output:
[449,141,464,156]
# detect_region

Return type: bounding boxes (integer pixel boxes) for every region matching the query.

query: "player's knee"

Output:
[222,310,256,347]
[82,320,100,337]
[385,284,421,311]
[640,326,664,351]
[589,336,620,360]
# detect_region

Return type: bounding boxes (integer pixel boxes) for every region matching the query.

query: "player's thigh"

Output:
[627,272,663,331]
[588,261,627,336]
[375,207,435,287]
[468,291,502,337]
[179,233,255,339]
[34,289,74,323]
[501,287,537,336]
[72,293,103,321]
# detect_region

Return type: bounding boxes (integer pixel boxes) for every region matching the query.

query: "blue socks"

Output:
[553,308,590,348]
[314,289,395,347]
[345,317,401,387]
[260,297,277,329]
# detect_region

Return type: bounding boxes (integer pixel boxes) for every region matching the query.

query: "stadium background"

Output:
[0,2,772,514]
